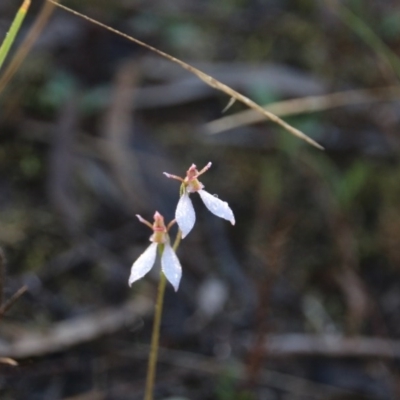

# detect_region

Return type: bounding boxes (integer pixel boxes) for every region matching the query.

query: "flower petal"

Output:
[161,243,182,291]
[198,190,235,225]
[175,192,196,238]
[128,242,158,287]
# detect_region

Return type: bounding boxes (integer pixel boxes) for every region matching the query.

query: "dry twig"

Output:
[0,296,152,359]
[0,285,28,322]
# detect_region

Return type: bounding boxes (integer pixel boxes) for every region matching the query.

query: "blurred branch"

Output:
[0,296,152,358]
[257,333,400,358]
[100,58,149,213]
[48,91,82,235]
[0,248,27,324]
[0,285,28,322]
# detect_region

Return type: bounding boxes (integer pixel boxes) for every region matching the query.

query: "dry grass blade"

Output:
[46,0,323,150]
[221,97,236,113]
[204,85,400,134]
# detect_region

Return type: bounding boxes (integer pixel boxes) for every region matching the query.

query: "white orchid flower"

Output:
[129,212,182,291]
[164,162,235,238]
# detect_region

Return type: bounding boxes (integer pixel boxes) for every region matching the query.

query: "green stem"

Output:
[144,271,166,400]
[144,229,182,400]
[0,0,30,71]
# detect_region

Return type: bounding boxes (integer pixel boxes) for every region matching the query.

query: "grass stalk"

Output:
[0,0,31,71]
[144,230,182,400]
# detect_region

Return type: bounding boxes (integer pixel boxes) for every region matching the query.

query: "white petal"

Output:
[198,190,235,225]
[161,243,182,291]
[175,192,196,238]
[128,242,158,286]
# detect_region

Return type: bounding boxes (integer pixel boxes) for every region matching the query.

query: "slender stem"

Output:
[144,271,166,400]
[144,229,182,400]
[172,228,182,252]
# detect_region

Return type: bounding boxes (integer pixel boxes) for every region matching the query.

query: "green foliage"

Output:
[336,160,371,211]
[260,157,283,206]
[216,370,254,400]
[37,71,77,112]
[248,89,278,110]
[335,2,400,79]
[380,11,400,39]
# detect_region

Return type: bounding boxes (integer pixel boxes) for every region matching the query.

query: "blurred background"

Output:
[0,0,400,399]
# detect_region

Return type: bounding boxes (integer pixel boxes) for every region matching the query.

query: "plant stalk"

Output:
[144,229,182,400]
